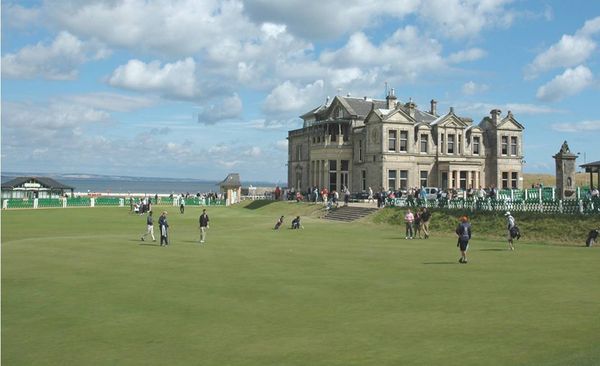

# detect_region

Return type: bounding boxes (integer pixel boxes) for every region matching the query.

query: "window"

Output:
[510,136,518,156]
[447,134,455,154]
[329,160,337,171]
[420,171,428,187]
[341,160,349,171]
[501,136,508,155]
[502,172,509,189]
[361,170,367,191]
[329,160,337,192]
[400,131,408,152]
[473,136,480,155]
[399,170,408,190]
[388,130,397,151]
[388,170,397,190]
[458,134,462,154]
[460,171,467,190]
[440,134,445,153]
[358,140,363,162]
[420,134,428,153]
[337,107,343,118]
[511,172,518,189]
[296,144,302,160]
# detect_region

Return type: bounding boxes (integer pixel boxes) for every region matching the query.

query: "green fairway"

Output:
[2,203,600,366]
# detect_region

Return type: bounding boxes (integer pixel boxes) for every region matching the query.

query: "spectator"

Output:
[456,216,472,264]
[404,209,414,240]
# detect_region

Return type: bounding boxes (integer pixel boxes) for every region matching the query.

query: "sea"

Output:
[1,173,279,195]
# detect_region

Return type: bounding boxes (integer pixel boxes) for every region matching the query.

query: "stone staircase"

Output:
[322,205,379,222]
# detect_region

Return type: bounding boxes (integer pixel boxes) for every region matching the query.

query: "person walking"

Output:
[368,187,374,203]
[158,211,169,246]
[505,211,516,251]
[456,216,472,263]
[140,211,156,242]
[198,209,210,244]
[404,209,414,239]
[179,196,185,214]
[420,207,431,239]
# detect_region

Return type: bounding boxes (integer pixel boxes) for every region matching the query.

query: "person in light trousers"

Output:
[199,209,210,244]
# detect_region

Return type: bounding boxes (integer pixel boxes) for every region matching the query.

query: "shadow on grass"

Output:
[244,200,276,210]
[422,262,456,265]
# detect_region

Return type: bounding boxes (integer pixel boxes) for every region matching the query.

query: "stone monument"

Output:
[553,141,578,199]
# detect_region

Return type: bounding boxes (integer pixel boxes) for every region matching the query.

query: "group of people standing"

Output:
[403,207,432,239]
[402,207,520,264]
[140,208,210,246]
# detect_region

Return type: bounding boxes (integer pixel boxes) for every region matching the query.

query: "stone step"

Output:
[323,206,379,222]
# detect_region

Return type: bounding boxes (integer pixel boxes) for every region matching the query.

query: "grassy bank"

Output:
[373,207,599,245]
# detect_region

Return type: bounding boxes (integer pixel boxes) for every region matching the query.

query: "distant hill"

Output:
[523,173,590,188]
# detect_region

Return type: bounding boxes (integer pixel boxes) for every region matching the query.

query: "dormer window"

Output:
[337,107,343,118]
[473,136,480,155]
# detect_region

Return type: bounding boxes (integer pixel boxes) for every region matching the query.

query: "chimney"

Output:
[490,109,501,124]
[449,106,454,114]
[386,88,397,109]
[430,99,437,116]
[404,97,416,117]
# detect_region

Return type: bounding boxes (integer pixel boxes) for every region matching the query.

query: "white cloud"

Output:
[197,94,243,124]
[275,140,288,151]
[244,146,262,158]
[578,16,600,37]
[448,48,486,63]
[462,81,489,95]
[65,92,157,112]
[3,100,111,131]
[551,120,600,132]
[525,16,600,79]
[48,0,256,56]
[417,0,516,39]
[244,0,420,40]
[525,35,596,79]
[2,3,42,29]
[536,65,594,102]
[263,80,325,114]
[1,31,108,80]
[108,58,198,99]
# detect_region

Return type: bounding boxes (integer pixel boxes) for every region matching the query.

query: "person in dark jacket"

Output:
[291,216,302,229]
[456,216,472,264]
[159,211,169,246]
[199,209,210,244]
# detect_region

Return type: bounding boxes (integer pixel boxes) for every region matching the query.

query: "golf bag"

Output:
[510,225,521,240]
[585,229,598,247]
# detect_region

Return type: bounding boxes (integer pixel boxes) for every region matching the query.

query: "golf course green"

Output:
[2,202,599,365]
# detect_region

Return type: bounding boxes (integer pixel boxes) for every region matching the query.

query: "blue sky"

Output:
[2,0,599,183]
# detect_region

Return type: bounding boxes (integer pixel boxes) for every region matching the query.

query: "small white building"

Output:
[218,173,242,206]
[1,177,74,199]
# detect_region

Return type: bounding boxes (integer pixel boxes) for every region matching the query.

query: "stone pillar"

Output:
[553,141,578,200]
[467,171,472,189]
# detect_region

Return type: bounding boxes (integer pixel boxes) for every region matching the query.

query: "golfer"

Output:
[199,209,210,244]
[505,211,516,251]
[456,216,471,264]
[159,211,169,246]
[140,211,156,242]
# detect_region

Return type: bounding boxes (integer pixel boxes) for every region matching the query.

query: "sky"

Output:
[2,0,600,183]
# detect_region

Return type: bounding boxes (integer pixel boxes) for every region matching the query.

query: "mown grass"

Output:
[2,202,600,366]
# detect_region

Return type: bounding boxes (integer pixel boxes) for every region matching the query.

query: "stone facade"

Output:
[288,91,525,193]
